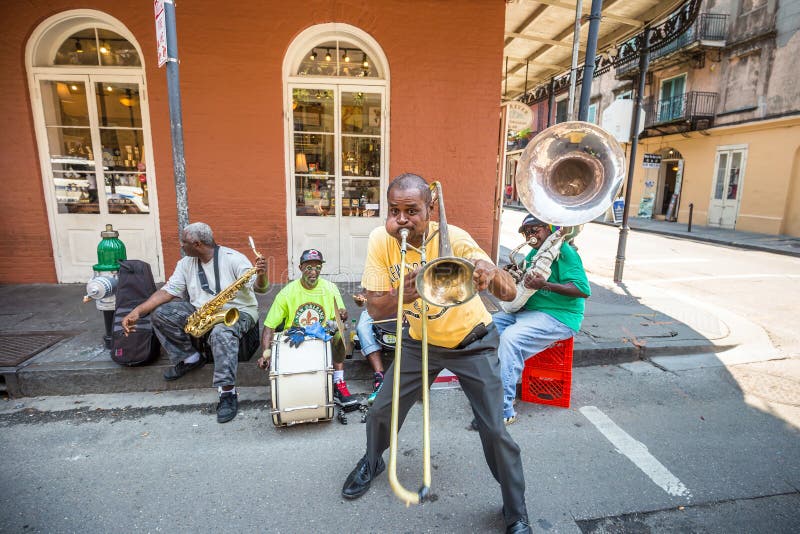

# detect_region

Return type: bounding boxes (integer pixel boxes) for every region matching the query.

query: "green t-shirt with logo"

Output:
[522,243,590,332]
[264,278,344,330]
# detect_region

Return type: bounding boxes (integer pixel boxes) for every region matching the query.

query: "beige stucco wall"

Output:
[628,115,800,235]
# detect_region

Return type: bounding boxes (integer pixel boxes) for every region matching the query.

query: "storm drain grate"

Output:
[0,333,72,366]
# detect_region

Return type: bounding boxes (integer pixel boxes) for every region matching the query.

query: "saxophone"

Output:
[185,241,264,337]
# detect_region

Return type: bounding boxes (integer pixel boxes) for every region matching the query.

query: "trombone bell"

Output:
[416,257,476,308]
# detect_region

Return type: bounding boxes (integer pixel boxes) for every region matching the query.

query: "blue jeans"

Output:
[494,310,575,418]
[357,310,381,357]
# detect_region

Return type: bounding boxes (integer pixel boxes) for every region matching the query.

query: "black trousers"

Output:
[365,323,528,526]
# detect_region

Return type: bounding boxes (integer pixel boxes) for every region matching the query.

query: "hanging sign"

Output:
[154,0,168,68]
[642,153,662,168]
[505,102,533,132]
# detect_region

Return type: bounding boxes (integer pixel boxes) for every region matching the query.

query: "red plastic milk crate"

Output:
[521,337,574,408]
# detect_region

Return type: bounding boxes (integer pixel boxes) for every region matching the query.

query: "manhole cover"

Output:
[0,333,72,366]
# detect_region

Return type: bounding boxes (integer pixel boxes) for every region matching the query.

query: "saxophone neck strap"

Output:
[197,245,221,295]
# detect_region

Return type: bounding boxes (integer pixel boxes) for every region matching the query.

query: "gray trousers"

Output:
[151,301,255,388]
[365,324,528,526]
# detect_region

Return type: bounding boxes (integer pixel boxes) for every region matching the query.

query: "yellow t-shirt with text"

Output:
[361,222,493,348]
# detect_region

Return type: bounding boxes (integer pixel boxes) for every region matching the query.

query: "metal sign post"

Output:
[155,0,189,242]
[614,27,652,283]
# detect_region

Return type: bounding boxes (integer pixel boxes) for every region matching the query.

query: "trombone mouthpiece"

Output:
[399,229,409,238]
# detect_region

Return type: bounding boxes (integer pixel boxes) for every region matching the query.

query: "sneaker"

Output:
[217,391,238,423]
[367,372,384,405]
[504,415,517,426]
[163,358,204,381]
[334,380,358,407]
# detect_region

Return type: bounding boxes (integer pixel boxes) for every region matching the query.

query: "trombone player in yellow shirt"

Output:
[340,173,532,534]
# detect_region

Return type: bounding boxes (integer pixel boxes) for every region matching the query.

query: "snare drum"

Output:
[270,333,334,426]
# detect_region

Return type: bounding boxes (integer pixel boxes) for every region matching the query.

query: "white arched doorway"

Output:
[283,24,389,280]
[26,10,163,282]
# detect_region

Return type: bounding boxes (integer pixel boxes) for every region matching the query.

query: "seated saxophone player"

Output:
[257,249,359,409]
[121,222,269,423]
[341,173,533,534]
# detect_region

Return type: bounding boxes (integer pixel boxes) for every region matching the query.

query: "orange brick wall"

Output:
[0,1,504,284]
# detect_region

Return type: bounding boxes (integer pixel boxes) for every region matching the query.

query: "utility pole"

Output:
[578,0,603,121]
[614,26,652,283]
[162,0,189,239]
[567,0,583,121]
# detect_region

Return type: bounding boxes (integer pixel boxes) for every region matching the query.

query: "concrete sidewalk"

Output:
[0,277,726,398]
[4,213,790,398]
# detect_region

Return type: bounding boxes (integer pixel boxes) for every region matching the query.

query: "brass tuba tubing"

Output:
[387,229,432,506]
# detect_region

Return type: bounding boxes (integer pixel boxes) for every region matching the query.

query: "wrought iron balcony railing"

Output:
[616,13,728,77]
[643,91,718,129]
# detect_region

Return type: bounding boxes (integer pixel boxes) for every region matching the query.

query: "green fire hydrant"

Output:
[83,224,127,349]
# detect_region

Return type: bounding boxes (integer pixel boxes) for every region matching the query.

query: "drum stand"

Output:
[337,399,369,424]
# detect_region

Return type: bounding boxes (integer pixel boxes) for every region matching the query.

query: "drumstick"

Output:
[248,235,262,258]
[334,310,353,356]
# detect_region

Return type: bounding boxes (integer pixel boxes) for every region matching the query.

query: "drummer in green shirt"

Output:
[257,248,358,408]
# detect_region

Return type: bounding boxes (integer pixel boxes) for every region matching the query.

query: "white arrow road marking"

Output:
[580,405,692,498]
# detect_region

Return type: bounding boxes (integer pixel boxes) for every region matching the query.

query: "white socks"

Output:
[333,370,344,383]
[183,352,201,364]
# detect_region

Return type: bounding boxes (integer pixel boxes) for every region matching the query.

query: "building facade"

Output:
[1,1,505,284]
[516,0,800,237]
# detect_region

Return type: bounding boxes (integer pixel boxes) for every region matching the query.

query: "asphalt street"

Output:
[1,357,798,533]
[2,222,799,533]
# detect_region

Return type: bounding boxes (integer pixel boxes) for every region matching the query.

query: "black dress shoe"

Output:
[506,519,532,534]
[341,455,385,500]
[163,358,204,381]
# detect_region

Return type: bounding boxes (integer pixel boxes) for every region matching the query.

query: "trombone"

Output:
[388,181,476,506]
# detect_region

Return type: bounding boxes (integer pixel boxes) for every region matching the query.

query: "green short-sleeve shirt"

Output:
[523,243,590,331]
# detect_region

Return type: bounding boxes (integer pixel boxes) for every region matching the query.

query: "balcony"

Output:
[616,13,728,78]
[642,91,718,135]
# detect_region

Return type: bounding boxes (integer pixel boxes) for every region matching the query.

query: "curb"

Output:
[5,342,724,398]
[594,220,800,259]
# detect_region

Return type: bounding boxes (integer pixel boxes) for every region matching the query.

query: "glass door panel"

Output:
[94,82,148,214]
[293,88,335,133]
[341,91,381,218]
[727,152,742,200]
[294,132,335,216]
[40,80,98,214]
[713,152,728,200]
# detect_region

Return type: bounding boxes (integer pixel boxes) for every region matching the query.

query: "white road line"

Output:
[635,273,800,284]
[580,405,692,498]
[626,258,711,265]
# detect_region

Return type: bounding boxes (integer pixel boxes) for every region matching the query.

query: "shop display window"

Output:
[39,80,148,215]
[342,179,380,218]
[296,176,336,217]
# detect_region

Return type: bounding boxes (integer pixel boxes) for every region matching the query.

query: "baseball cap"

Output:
[300,249,324,264]
[518,214,547,233]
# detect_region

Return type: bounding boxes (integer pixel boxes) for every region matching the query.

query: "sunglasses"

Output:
[302,264,323,272]
[522,225,547,235]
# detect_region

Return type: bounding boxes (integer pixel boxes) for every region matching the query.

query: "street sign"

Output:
[505,101,533,132]
[643,153,662,168]
[154,0,167,67]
